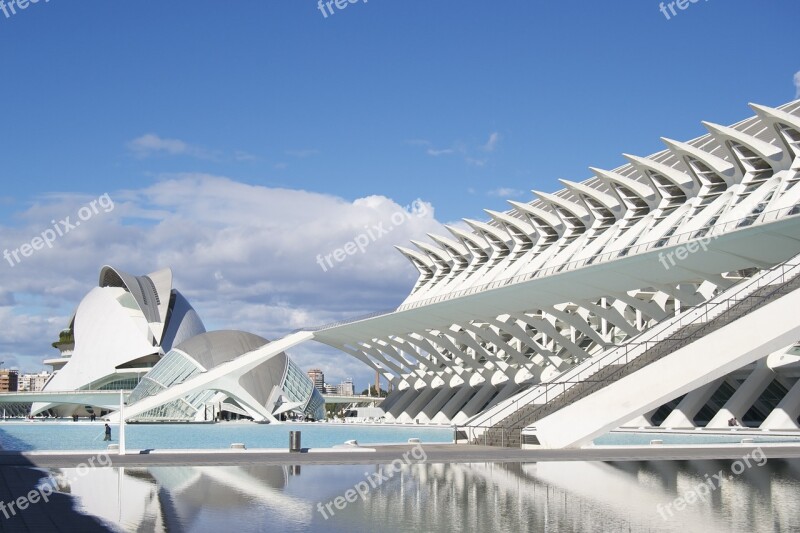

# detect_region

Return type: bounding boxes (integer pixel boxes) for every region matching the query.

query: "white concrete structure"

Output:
[32,266,324,422]
[305,99,800,440]
[120,330,324,422]
[34,266,205,417]
[27,99,800,442]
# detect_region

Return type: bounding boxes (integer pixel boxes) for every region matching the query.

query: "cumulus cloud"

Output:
[127,134,214,159]
[0,175,445,386]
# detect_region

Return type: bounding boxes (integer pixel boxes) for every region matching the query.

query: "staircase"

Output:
[474,255,800,447]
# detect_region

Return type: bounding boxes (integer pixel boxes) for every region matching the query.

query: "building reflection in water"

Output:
[48,457,800,532]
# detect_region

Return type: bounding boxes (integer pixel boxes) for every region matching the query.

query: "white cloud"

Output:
[482,132,500,152]
[0,176,445,388]
[426,148,455,157]
[795,71,800,98]
[488,187,524,198]
[127,134,213,159]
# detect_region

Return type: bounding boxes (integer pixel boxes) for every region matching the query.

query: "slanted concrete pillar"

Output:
[707,365,774,428]
[661,378,724,428]
[761,377,800,430]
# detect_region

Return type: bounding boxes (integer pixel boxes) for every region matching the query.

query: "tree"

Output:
[359,385,388,397]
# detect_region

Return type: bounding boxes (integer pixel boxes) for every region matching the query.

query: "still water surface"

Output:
[46,457,800,533]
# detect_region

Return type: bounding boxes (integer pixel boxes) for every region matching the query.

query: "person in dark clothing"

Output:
[103,423,111,441]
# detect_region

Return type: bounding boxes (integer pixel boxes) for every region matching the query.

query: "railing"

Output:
[0,390,133,397]
[292,308,397,333]
[398,204,800,311]
[465,251,800,440]
[454,424,518,447]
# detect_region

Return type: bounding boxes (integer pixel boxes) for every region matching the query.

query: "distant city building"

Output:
[0,370,19,392]
[307,368,325,392]
[19,372,51,392]
[336,378,354,396]
[323,384,338,395]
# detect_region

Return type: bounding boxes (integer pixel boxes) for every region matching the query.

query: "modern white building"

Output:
[125,330,325,422]
[34,266,324,422]
[297,99,800,447]
[34,266,206,417]
[27,99,800,447]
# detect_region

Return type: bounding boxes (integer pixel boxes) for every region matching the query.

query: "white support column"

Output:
[707,365,775,428]
[118,390,126,456]
[660,378,724,428]
[761,377,800,430]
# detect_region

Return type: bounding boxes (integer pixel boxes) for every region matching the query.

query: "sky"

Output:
[0,0,798,391]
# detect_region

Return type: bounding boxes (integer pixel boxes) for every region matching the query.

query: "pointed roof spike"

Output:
[660,137,736,179]
[445,224,491,254]
[507,200,563,230]
[558,179,620,212]
[484,209,535,236]
[463,218,511,249]
[427,233,469,257]
[622,153,696,196]
[588,167,658,207]
[701,121,784,162]
[533,190,590,221]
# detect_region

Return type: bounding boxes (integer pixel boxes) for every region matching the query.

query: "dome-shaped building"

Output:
[126,330,325,422]
[36,265,324,423]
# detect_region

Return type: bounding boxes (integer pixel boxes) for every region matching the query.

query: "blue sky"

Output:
[0,0,798,388]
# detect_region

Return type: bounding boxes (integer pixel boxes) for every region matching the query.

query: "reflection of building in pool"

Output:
[33,265,323,422]
[50,459,800,532]
[355,460,800,532]
[51,464,309,532]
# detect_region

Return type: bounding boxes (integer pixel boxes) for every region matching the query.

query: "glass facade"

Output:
[126,344,326,422]
[127,349,213,421]
[283,359,325,420]
[97,377,141,391]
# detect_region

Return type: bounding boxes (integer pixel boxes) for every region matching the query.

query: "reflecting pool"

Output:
[42,456,800,532]
[0,422,453,451]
